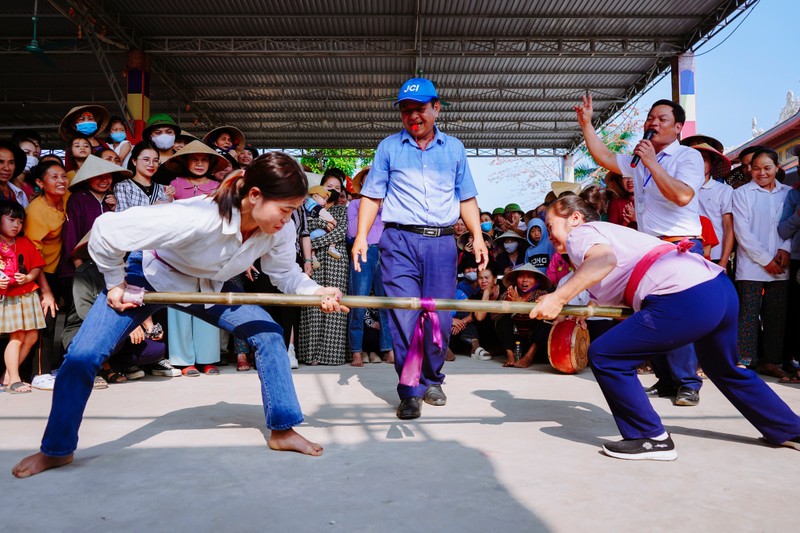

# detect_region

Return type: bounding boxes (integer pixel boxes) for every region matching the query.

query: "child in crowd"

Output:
[305,185,342,264]
[0,201,46,394]
[494,263,551,368]
[524,218,555,270]
[106,116,132,167]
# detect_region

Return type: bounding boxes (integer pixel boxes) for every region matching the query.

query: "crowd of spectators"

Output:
[1,102,799,396]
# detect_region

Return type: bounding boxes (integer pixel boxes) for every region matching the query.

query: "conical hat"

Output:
[503,263,551,289]
[59,105,110,141]
[351,167,370,194]
[551,181,582,197]
[162,140,230,175]
[203,125,246,153]
[68,154,132,189]
[72,231,91,261]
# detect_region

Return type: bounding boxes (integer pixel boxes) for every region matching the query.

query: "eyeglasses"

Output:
[138,157,159,165]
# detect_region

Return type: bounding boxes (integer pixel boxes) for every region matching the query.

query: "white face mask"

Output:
[503,241,519,253]
[464,271,478,281]
[25,155,39,173]
[152,133,175,150]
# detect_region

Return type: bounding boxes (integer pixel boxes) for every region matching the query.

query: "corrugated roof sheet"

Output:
[1,0,752,151]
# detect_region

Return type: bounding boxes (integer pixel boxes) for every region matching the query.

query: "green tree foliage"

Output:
[300,149,375,177]
[575,109,642,184]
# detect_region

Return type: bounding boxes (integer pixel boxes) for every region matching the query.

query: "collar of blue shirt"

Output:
[400,126,446,149]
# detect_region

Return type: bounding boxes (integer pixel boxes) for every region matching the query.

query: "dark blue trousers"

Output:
[379,228,457,399]
[650,238,703,391]
[589,273,800,443]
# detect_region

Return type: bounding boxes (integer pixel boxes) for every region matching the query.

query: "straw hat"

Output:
[203,125,246,153]
[351,167,370,194]
[308,185,331,199]
[162,140,230,175]
[494,230,526,242]
[551,181,582,197]
[72,232,91,261]
[503,263,551,289]
[681,134,724,153]
[457,231,493,251]
[691,143,732,179]
[59,105,110,141]
[0,140,26,176]
[68,154,131,190]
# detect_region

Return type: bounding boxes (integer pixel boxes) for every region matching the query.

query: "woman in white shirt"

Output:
[13,152,347,478]
[732,149,791,376]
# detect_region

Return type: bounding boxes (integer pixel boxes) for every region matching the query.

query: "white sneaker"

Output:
[287,344,299,369]
[31,373,56,391]
[150,358,181,377]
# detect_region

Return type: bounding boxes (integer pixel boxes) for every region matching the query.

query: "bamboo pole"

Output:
[143,292,632,318]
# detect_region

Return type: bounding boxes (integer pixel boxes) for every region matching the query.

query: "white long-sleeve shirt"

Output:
[732,180,791,282]
[89,196,321,300]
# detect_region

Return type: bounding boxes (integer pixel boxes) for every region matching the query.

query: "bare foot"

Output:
[445,348,456,361]
[268,428,324,456]
[503,359,516,367]
[351,352,364,367]
[512,355,534,368]
[12,452,74,478]
[383,350,395,364]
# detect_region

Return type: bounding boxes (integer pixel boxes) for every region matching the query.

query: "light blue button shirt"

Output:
[361,127,478,226]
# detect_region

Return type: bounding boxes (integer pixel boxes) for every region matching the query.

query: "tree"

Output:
[575,107,642,184]
[300,148,375,177]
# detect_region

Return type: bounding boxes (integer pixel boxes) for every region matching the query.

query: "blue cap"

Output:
[394,77,439,106]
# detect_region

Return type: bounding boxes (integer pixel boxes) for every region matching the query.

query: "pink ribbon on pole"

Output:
[399,298,442,387]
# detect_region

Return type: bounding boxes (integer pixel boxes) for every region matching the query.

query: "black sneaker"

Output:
[674,387,700,406]
[643,383,677,397]
[123,365,145,380]
[602,435,678,461]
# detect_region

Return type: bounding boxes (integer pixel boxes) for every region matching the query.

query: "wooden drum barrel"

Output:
[547,320,590,374]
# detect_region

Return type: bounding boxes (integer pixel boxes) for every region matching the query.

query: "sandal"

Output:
[779,370,800,384]
[200,364,220,375]
[757,363,788,380]
[236,357,251,372]
[368,352,382,364]
[471,347,491,361]
[182,365,200,377]
[8,381,32,394]
[100,369,127,384]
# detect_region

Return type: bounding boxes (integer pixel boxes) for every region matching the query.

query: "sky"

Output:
[467,0,799,212]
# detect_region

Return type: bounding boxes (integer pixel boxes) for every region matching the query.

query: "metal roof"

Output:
[2,0,755,155]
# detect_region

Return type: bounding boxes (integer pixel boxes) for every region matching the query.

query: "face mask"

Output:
[25,155,39,173]
[152,133,175,150]
[503,241,518,253]
[326,189,340,203]
[110,131,127,143]
[75,121,97,135]
[480,221,492,232]
[464,271,478,281]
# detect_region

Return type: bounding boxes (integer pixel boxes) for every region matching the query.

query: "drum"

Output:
[547,319,590,374]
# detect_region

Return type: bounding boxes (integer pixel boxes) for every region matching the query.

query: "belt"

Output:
[659,235,701,243]
[384,223,454,237]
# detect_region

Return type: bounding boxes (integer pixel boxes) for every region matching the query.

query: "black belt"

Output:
[385,223,454,237]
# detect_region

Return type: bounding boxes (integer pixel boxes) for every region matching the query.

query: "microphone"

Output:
[630,129,656,168]
[17,254,26,275]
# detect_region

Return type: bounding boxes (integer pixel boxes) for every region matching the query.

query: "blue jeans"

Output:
[589,273,800,443]
[348,244,392,353]
[40,252,302,457]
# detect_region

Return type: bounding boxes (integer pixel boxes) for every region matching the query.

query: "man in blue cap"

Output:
[353,77,488,419]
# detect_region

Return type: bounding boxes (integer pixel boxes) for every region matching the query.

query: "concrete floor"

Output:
[2,356,799,532]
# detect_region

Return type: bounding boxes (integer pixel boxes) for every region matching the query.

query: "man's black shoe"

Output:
[396,397,422,419]
[423,384,447,406]
[674,386,700,406]
[644,383,677,398]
